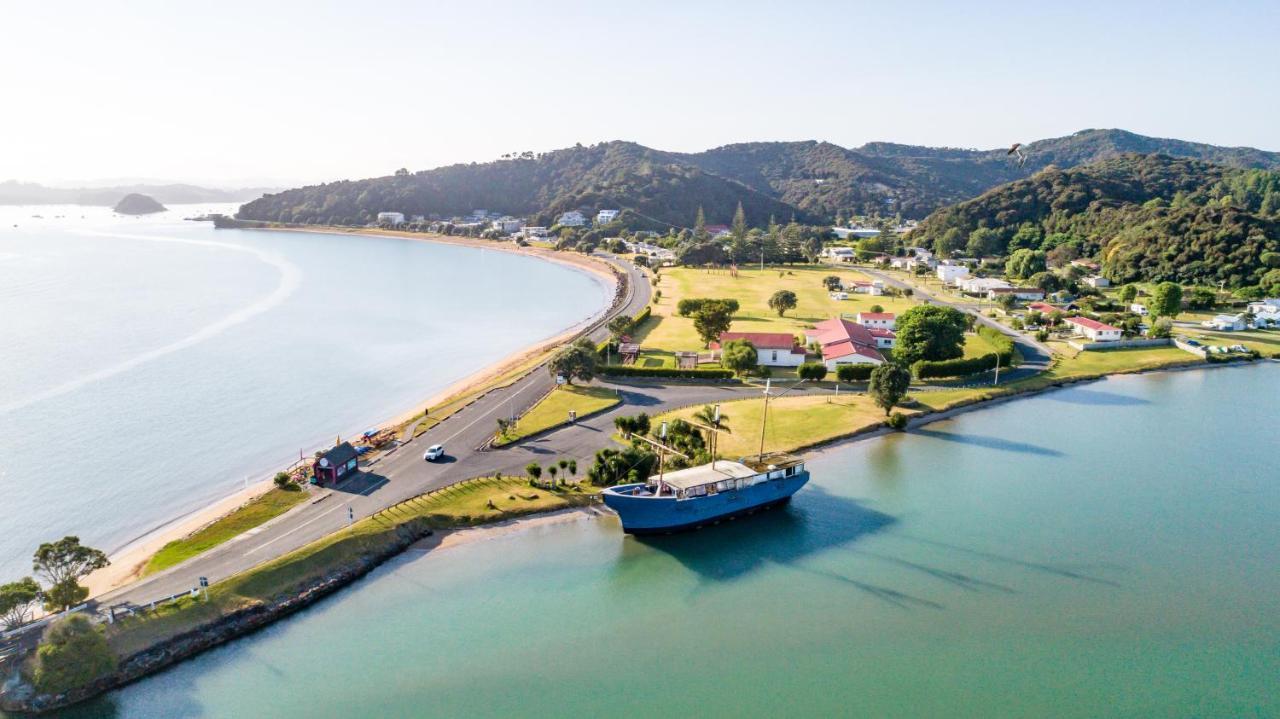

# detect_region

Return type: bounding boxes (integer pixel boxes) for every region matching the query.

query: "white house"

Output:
[557,211,587,227]
[492,217,524,234]
[1065,316,1123,342]
[711,332,806,367]
[855,311,896,330]
[850,280,884,296]
[824,246,856,262]
[958,277,1011,294]
[1130,303,1149,316]
[1203,313,1247,331]
[595,209,619,225]
[1084,276,1111,288]
[805,318,888,370]
[522,226,549,238]
[376,211,406,226]
[1249,301,1280,327]
[986,286,1047,301]
[937,264,970,285]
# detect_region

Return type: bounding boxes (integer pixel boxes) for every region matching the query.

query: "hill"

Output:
[238,130,1280,228]
[0,181,276,206]
[912,154,1280,290]
[113,193,167,215]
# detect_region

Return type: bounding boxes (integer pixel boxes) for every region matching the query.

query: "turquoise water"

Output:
[57,362,1278,718]
[0,206,610,577]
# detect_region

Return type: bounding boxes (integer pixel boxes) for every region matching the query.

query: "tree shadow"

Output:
[911,428,1065,458]
[896,534,1121,587]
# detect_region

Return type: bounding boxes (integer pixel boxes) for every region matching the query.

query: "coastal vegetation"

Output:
[33,537,109,612]
[143,486,309,575]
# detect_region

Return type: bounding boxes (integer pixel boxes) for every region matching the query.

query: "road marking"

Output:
[245,503,345,554]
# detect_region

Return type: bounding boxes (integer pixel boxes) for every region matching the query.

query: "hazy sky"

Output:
[3,0,1277,187]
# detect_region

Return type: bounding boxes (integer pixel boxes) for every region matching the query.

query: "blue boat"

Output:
[601,454,809,534]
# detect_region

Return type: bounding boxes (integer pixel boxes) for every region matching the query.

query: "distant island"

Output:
[0,180,278,207]
[113,193,166,215]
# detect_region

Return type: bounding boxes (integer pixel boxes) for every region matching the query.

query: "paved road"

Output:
[859,266,1052,383]
[87,252,774,615]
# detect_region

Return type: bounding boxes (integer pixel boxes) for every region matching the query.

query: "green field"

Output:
[635,266,920,357]
[1182,327,1280,356]
[495,385,621,445]
[143,487,310,575]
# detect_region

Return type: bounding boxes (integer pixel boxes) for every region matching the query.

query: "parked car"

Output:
[423,444,445,461]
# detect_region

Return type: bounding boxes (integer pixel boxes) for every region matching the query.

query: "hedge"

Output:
[676,298,740,316]
[912,326,1019,379]
[599,365,736,380]
[835,364,874,382]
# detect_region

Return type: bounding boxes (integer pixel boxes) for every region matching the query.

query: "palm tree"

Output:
[692,405,730,434]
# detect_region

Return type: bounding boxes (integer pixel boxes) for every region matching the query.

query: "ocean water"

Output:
[58,362,1279,718]
[0,205,610,577]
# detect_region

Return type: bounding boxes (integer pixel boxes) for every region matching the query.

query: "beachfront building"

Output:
[377,211,406,226]
[492,217,524,234]
[855,311,896,330]
[805,318,888,370]
[595,209,619,225]
[1204,314,1247,331]
[313,442,359,485]
[522,226,549,238]
[557,211,587,227]
[711,332,806,367]
[1065,316,1122,342]
[937,263,970,285]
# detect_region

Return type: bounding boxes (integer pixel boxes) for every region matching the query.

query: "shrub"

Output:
[836,364,874,382]
[33,615,116,694]
[797,362,828,381]
[886,412,909,430]
[1035,329,1050,342]
[676,298,740,316]
[598,365,736,380]
[273,472,292,489]
[913,326,1017,379]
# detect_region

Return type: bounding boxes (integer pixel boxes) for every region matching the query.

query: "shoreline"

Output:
[84,227,622,596]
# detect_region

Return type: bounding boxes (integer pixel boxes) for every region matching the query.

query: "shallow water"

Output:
[59,362,1279,718]
[0,206,610,576]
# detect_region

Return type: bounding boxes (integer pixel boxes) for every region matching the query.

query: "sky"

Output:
[2,0,1277,188]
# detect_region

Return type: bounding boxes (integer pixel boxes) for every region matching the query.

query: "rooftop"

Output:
[713,332,801,351]
[654,460,758,490]
[1065,316,1120,332]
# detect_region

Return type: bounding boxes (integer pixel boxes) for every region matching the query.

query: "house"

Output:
[1065,316,1123,342]
[1026,302,1058,316]
[312,442,359,485]
[492,217,524,234]
[557,211,587,227]
[1249,300,1280,327]
[1083,276,1111,288]
[958,277,1012,294]
[937,263,970,285]
[522,226,549,238]
[867,328,897,349]
[855,311,896,330]
[831,227,882,239]
[824,246,856,262]
[595,209,619,225]
[711,332,806,367]
[703,224,732,239]
[1203,313,1247,331]
[1130,303,1149,316]
[850,280,885,296]
[986,286,1046,301]
[376,211,406,226]
[805,318,888,370]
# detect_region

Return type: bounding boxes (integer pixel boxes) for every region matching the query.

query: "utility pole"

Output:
[993,351,1002,385]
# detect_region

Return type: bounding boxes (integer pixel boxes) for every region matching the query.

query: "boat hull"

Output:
[601,470,810,534]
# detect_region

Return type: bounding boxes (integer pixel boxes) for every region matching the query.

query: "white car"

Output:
[423,444,445,461]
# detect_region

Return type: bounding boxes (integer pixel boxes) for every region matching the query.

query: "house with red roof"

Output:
[804,318,889,370]
[1064,316,1122,342]
[711,332,806,367]
[1026,302,1058,316]
[855,311,896,330]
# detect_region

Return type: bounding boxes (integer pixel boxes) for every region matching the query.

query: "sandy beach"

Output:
[83,228,622,597]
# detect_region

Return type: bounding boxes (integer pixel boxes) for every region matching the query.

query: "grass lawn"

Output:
[635,266,921,356]
[495,385,621,446]
[142,487,309,576]
[107,475,594,658]
[1183,327,1280,356]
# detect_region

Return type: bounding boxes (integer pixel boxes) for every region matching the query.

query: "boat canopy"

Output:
[652,460,758,491]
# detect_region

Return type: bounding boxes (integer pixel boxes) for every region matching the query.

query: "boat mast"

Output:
[758,378,808,463]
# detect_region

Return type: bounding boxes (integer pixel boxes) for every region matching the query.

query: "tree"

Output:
[1118,284,1138,304]
[1149,282,1183,318]
[33,537,108,612]
[893,305,967,365]
[273,471,292,489]
[768,290,798,317]
[693,206,708,242]
[586,446,656,486]
[869,304,884,313]
[720,338,758,375]
[868,363,912,416]
[32,615,116,695]
[607,314,633,341]
[525,462,542,483]
[1263,269,1280,295]
[692,405,730,435]
[1005,249,1047,279]
[995,293,1018,311]
[693,301,734,347]
[0,577,42,630]
[797,362,828,380]
[1028,271,1060,292]
[547,465,558,484]
[731,201,748,240]
[548,338,597,384]
[936,227,964,257]
[966,227,1001,257]
[1150,317,1174,338]
[823,275,842,291]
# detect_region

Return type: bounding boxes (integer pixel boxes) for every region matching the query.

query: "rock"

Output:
[113,193,166,215]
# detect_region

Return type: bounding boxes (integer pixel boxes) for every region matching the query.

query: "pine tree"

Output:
[693,206,708,242]
[731,202,747,240]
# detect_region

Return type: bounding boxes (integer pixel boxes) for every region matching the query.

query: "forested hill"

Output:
[913,154,1280,290]
[237,142,811,230]
[238,129,1280,227]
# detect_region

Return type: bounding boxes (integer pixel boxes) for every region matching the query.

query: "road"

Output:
[88,252,765,615]
[858,266,1052,382]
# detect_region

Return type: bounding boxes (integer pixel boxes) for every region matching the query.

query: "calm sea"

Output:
[54,361,1279,718]
[0,205,610,577]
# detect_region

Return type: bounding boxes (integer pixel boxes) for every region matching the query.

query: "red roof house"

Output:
[804,318,887,369]
[711,332,806,367]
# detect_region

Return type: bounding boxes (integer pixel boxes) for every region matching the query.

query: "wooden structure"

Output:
[312,442,359,485]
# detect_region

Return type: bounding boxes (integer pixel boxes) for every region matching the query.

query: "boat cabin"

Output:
[651,455,806,500]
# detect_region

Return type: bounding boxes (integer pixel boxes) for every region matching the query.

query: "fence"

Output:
[1068,337,1173,352]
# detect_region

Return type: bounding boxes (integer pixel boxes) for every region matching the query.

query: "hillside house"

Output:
[595,209,619,225]
[1065,316,1122,342]
[711,332,806,367]
[557,211,587,227]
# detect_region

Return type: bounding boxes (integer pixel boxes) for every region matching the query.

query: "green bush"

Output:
[676,298,740,316]
[797,362,828,381]
[836,364,874,382]
[599,365,736,380]
[913,326,1018,379]
[885,412,909,430]
[33,614,116,694]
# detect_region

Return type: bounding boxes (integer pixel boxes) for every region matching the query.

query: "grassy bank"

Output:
[143,487,309,576]
[494,385,621,446]
[105,476,594,658]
